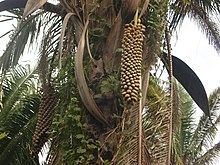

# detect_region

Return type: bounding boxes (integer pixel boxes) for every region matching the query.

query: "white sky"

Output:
[0,11,220,164]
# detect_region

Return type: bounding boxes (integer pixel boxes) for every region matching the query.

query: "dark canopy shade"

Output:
[162,53,210,116]
[0,0,26,11]
[0,0,61,14]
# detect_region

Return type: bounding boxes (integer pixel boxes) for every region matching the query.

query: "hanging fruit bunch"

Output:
[121,19,145,104]
[31,85,57,157]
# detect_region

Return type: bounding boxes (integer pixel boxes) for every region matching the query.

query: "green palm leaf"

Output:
[172,86,220,164]
[0,66,40,164]
[0,4,62,73]
[1,66,38,115]
[189,100,220,161]
[194,141,220,164]
[169,0,220,53]
[0,12,41,72]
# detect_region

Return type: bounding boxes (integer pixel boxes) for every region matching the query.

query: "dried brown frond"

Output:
[74,17,110,126]
[143,78,172,164]
[115,105,151,165]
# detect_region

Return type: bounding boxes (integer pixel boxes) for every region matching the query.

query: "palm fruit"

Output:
[121,19,145,104]
[31,85,57,157]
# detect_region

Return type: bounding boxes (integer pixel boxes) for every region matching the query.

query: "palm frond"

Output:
[0,94,40,164]
[188,100,220,161]
[142,77,171,164]
[169,0,189,31]
[209,87,220,110]
[0,66,40,164]
[74,16,110,126]
[194,0,220,13]
[0,12,42,72]
[171,85,220,164]
[58,12,74,69]
[0,3,63,73]
[192,94,220,159]
[189,3,220,53]
[194,141,220,164]
[115,105,150,165]
[0,65,38,116]
[169,0,220,53]
[172,131,183,165]
[169,0,220,27]
[179,88,196,161]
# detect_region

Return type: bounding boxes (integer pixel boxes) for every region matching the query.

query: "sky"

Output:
[0,9,220,164]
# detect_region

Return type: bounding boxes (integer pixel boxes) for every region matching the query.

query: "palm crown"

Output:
[0,0,219,164]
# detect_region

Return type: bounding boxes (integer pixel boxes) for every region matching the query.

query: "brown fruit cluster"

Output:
[31,86,57,157]
[121,19,145,104]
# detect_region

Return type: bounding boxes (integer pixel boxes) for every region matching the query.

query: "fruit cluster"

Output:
[121,19,145,104]
[31,86,57,156]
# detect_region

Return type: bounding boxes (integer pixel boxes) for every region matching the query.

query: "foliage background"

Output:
[0,0,220,164]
